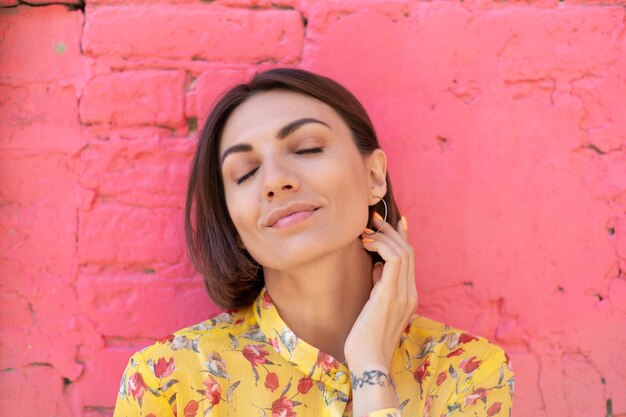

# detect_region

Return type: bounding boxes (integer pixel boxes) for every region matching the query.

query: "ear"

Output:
[364,148,387,204]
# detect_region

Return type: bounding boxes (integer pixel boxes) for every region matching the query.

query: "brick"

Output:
[0,150,76,209]
[77,135,195,208]
[0,268,100,381]
[194,68,251,122]
[24,0,83,3]
[0,5,86,85]
[562,353,606,416]
[79,71,186,128]
[0,84,86,152]
[78,203,185,265]
[570,71,626,152]
[76,273,219,339]
[506,353,545,415]
[215,0,297,6]
[0,84,78,128]
[0,366,73,416]
[88,0,194,4]
[0,153,78,278]
[82,5,304,62]
[78,347,138,407]
[0,277,91,380]
[582,153,626,200]
[0,291,34,329]
[88,0,295,4]
[617,216,626,260]
[300,0,414,34]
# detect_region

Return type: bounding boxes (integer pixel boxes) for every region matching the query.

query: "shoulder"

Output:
[116,307,255,404]
[401,314,514,415]
[122,306,255,383]
[405,312,513,381]
[136,306,254,360]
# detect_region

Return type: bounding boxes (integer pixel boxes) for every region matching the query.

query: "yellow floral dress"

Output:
[113,287,514,417]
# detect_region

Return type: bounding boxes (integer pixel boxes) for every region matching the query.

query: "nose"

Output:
[262,157,299,200]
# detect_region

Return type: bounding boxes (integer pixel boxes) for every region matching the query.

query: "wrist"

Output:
[349,366,396,390]
[349,367,399,417]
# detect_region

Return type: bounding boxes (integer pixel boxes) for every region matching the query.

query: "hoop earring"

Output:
[363,196,388,235]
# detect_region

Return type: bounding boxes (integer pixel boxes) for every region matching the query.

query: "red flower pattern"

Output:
[487,402,502,416]
[243,344,270,367]
[153,357,175,378]
[465,387,489,406]
[183,400,198,417]
[269,336,281,352]
[297,376,313,394]
[203,377,221,405]
[459,332,478,344]
[158,334,175,344]
[127,371,146,399]
[422,395,433,417]
[315,351,340,372]
[436,371,447,386]
[414,359,431,384]
[262,291,273,309]
[459,356,481,374]
[113,288,513,417]
[265,371,279,392]
[447,348,465,358]
[271,395,296,417]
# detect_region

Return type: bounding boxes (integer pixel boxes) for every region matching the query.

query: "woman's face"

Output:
[219,89,387,270]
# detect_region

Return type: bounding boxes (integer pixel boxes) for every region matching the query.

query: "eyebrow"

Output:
[220,117,331,167]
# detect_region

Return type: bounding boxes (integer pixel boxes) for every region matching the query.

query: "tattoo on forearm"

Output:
[350,369,395,390]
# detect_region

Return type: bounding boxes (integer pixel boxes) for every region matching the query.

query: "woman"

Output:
[113,67,514,417]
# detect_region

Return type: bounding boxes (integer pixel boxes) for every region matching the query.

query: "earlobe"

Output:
[366,149,388,201]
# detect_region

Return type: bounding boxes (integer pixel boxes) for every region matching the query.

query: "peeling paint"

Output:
[1,1,625,416]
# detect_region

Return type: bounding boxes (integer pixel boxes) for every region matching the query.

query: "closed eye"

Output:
[295,147,324,155]
[235,167,259,185]
[235,147,325,186]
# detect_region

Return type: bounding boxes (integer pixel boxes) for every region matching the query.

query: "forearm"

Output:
[350,364,399,417]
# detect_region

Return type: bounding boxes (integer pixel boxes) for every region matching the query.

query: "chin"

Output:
[260,233,354,268]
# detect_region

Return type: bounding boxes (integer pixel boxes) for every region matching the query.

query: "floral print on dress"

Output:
[113,286,514,417]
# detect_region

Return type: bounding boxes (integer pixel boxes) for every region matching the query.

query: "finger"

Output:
[370,216,416,302]
[361,236,401,287]
[361,232,409,296]
[362,236,415,341]
[396,217,417,306]
[370,212,412,254]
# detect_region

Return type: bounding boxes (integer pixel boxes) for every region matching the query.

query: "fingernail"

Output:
[373,212,383,222]
[401,216,408,232]
[363,227,376,234]
[362,237,375,243]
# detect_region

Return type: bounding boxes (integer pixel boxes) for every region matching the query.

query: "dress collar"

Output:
[253,286,352,396]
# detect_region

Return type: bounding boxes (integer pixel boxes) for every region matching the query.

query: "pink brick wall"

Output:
[1,1,625,416]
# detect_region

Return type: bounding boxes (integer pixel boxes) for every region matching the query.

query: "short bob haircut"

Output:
[185,67,403,310]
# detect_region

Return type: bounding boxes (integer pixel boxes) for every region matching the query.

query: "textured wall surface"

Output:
[1,0,625,416]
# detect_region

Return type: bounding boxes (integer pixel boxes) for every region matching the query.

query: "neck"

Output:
[263,240,374,364]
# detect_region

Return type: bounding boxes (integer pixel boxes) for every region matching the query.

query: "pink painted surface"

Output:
[1,1,625,416]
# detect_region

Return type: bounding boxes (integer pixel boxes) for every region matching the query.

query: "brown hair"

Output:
[185,67,402,310]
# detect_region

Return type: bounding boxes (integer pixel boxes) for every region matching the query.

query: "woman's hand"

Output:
[344,213,417,417]
[344,212,418,372]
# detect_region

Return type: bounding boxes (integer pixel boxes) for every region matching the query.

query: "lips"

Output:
[265,202,320,227]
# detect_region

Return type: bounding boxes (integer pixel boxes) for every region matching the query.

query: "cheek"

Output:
[317,157,369,220]
[225,192,259,233]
